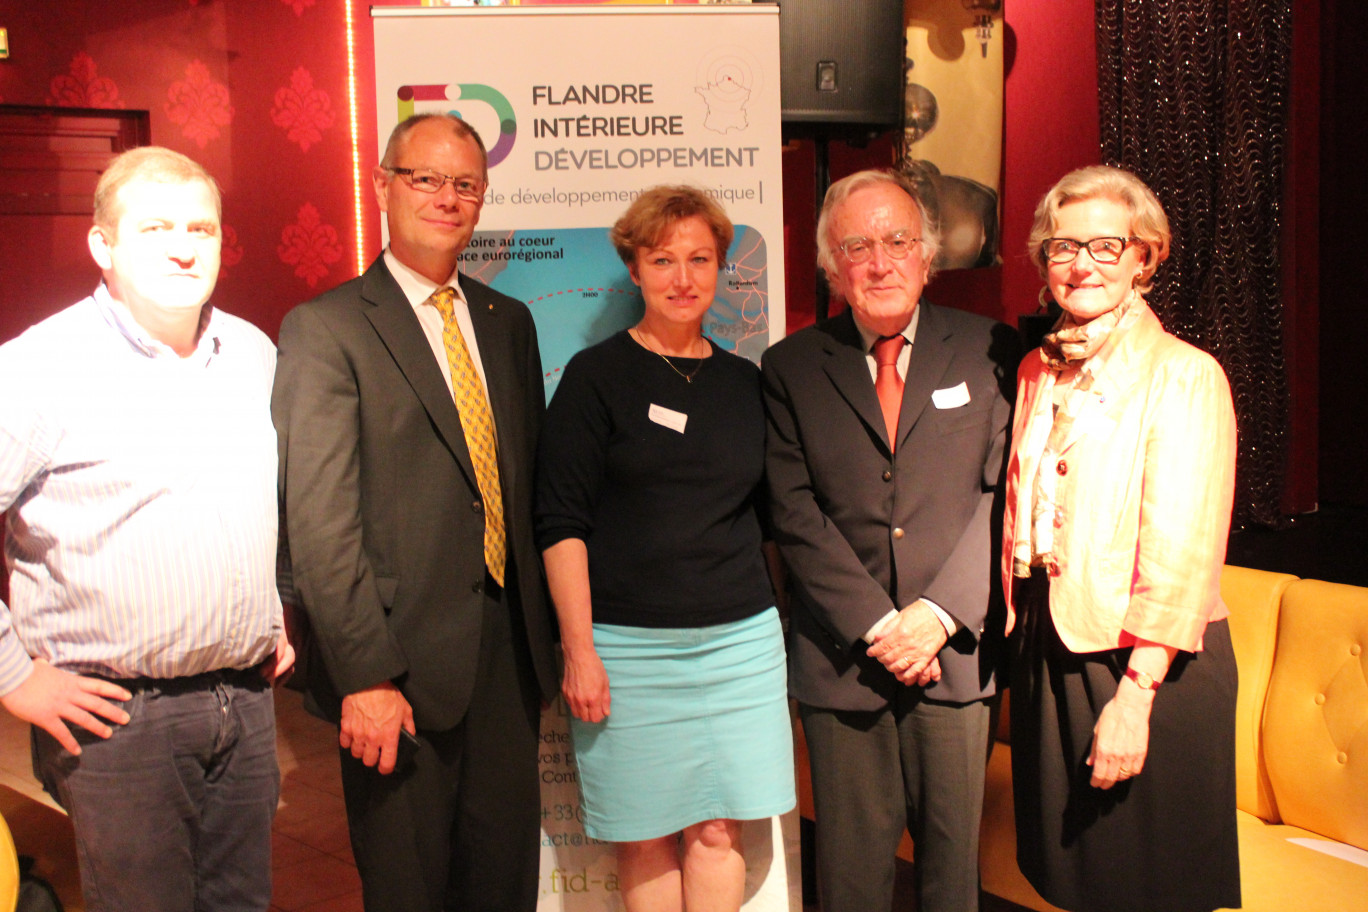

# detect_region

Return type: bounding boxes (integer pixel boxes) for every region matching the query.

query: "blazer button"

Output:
[471,580,484,594]
[892,527,905,540]
[882,470,893,482]
[1056,459,1068,476]
[471,499,484,514]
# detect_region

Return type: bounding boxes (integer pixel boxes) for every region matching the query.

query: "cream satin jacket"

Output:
[1001,303,1237,654]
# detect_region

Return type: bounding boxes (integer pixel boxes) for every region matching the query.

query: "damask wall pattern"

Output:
[0,0,384,338]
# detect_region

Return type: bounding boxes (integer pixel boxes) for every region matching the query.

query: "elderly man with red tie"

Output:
[762,169,1018,912]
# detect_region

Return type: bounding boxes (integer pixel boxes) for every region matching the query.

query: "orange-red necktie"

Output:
[873,334,906,452]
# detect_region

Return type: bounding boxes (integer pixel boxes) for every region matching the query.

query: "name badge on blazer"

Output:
[932,381,971,409]
[649,403,688,433]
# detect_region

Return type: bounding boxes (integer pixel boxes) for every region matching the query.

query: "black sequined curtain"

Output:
[1096,0,1292,528]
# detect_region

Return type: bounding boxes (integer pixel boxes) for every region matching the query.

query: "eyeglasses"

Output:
[1041,236,1142,265]
[388,167,486,201]
[837,232,921,265]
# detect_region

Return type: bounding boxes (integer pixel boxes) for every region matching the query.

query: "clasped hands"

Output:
[866,599,947,687]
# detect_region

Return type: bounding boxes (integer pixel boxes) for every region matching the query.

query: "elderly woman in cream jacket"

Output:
[1000,165,1241,912]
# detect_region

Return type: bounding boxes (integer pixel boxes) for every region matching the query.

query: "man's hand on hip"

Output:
[340,681,416,775]
[0,659,132,755]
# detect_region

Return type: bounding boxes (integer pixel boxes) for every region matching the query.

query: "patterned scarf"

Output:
[1011,292,1146,578]
[1038,286,1140,370]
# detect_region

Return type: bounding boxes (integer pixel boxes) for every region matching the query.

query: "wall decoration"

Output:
[903,0,1004,270]
[165,59,234,149]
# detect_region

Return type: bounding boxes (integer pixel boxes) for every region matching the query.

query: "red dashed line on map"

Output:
[534,286,637,379]
[528,287,631,303]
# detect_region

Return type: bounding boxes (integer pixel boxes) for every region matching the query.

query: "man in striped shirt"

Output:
[0,146,293,912]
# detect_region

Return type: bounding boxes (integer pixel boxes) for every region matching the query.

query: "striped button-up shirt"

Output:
[0,285,282,693]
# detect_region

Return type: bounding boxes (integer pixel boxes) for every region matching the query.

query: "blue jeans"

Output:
[33,669,279,912]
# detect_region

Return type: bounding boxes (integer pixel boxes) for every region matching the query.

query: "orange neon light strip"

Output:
[346,0,366,276]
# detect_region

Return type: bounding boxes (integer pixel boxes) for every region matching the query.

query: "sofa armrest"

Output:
[1221,564,1297,822]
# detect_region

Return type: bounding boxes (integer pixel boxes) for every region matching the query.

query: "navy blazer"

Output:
[762,302,1017,709]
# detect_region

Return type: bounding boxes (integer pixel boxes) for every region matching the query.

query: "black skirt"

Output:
[1009,570,1242,912]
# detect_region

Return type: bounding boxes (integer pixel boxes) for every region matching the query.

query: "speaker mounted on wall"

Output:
[779,0,904,138]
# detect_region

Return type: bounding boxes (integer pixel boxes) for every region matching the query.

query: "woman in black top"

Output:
[536,186,794,912]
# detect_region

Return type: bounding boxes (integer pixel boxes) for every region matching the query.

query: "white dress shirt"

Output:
[383,249,494,397]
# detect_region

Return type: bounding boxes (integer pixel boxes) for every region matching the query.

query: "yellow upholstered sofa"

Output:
[978,565,1368,911]
[796,565,1368,911]
[0,811,17,912]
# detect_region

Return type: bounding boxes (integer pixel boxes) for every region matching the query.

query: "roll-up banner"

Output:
[374,7,797,910]
[374,4,786,404]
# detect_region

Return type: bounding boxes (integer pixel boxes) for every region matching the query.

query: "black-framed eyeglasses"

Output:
[836,231,921,265]
[1041,236,1142,265]
[388,167,486,201]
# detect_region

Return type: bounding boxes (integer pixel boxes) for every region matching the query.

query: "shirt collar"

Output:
[93,282,220,363]
[383,248,467,310]
[852,302,922,354]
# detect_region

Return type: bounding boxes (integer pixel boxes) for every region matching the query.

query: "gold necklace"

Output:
[631,328,706,383]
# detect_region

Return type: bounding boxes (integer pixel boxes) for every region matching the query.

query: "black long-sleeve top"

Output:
[535,331,773,628]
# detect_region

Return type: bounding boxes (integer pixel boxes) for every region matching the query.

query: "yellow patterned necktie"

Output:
[428,286,506,586]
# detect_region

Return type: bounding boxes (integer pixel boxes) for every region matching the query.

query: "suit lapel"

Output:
[360,260,478,485]
[897,301,954,451]
[820,311,891,451]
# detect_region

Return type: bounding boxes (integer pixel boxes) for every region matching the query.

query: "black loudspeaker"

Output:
[779,0,904,134]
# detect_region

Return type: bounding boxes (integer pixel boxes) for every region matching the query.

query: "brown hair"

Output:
[93,146,221,232]
[609,185,734,267]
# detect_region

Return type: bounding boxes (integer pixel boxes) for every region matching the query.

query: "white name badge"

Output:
[648,403,688,433]
[932,381,971,409]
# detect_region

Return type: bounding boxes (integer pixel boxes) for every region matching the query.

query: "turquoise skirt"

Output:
[571,607,796,842]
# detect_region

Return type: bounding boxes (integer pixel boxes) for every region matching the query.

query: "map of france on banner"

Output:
[374,4,786,400]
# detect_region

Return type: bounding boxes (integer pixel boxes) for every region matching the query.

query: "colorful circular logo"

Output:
[397,83,516,167]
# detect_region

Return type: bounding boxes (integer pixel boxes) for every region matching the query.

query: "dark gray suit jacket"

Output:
[273,257,557,731]
[762,302,1017,711]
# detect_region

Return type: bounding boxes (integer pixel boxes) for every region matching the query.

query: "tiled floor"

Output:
[268,689,364,912]
[0,686,363,912]
[0,685,1041,912]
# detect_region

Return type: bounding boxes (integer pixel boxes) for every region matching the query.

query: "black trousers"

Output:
[340,584,542,912]
[800,692,991,912]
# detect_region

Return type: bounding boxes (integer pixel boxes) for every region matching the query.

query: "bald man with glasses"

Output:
[273,114,558,912]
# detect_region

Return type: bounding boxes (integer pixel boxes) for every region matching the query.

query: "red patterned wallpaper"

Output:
[0,0,388,339]
[0,0,1099,345]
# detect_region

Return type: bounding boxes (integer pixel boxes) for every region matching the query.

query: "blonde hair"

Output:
[93,146,221,231]
[609,185,734,267]
[1027,165,1171,294]
[816,169,942,280]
